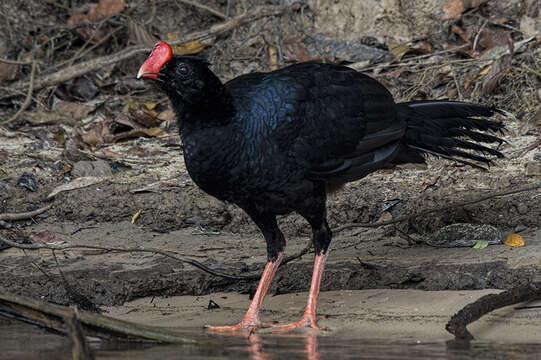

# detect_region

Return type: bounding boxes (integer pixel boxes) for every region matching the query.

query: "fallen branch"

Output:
[446,282,541,340]
[333,182,541,233]
[0,204,53,221]
[6,5,292,94]
[0,293,194,343]
[64,307,94,360]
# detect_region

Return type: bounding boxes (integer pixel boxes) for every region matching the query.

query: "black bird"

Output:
[138,42,504,332]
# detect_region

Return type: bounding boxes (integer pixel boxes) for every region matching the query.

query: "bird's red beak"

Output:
[137,41,173,80]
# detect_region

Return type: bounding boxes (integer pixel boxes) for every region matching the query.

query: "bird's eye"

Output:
[177,64,190,77]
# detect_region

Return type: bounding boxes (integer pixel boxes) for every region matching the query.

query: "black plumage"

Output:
[138,42,505,331]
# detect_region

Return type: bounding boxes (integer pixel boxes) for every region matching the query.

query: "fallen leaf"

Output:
[68,0,126,23]
[129,105,161,128]
[167,33,212,55]
[520,15,539,37]
[0,62,18,81]
[473,240,489,249]
[99,148,124,159]
[31,230,64,244]
[127,19,156,46]
[47,176,105,199]
[54,101,94,120]
[67,0,127,42]
[268,45,279,71]
[388,42,410,61]
[442,0,488,20]
[505,233,525,247]
[482,55,511,94]
[81,121,111,147]
[131,209,143,224]
[157,109,176,123]
[104,127,164,143]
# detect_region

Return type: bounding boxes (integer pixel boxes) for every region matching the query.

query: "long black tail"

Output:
[395,100,506,169]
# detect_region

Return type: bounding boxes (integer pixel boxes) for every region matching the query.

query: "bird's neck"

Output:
[172,88,235,134]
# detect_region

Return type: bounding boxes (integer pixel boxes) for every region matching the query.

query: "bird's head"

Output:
[137,41,221,106]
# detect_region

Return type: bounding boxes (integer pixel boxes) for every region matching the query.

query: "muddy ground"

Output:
[0,0,540,343]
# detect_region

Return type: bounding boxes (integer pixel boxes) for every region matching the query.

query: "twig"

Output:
[6,5,292,94]
[0,204,53,221]
[332,182,541,233]
[64,307,95,360]
[446,282,541,340]
[2,60,36,125]
[0,58,32,65]
[178,0,226,19]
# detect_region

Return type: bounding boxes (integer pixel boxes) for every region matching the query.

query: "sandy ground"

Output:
[105,289,541,343]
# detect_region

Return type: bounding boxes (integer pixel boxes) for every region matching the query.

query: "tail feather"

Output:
[398,100,505,169]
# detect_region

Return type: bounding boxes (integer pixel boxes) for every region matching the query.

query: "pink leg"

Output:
[206,253,283,332]
[273,252,328,331]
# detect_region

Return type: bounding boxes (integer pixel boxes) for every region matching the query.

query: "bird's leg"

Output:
[207,253,283,332]
[273,192,331,331]
[207,208,285,332]
[272,251,328,331]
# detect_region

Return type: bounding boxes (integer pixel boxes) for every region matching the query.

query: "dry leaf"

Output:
[0,62,18,81]
[388,42,410,61]
[157,109,176,123]
[505,233,525,247]
[520,15,539,37]
[54,101,94,120]
[167,33,212,55]
[104,127,164,143]
[268,45,279,71]
[131,209,143,224]
[31,230,64,244]
[47,177,105,199]
[127,19,157,46]
[442,0,488,20]
[68,0,127,42]
[482,55,511,94]
[129,105,161,128]
[174,40,211,55]
[99,148,124,159]
[81,121,111,147]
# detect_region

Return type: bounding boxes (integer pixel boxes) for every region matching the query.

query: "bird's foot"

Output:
[206,320,277,333]
[269,315,323,332]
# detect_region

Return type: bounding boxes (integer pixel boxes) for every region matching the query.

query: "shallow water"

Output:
[2,321,541,360]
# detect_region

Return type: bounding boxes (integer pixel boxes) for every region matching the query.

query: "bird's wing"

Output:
[225,63,405,182]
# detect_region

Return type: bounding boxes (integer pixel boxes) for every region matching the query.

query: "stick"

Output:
[446,282,541,340]
[0,293,194,343]
[333,182,541,233]
[0,204,53,221]
[6,5,291,94]
[2,60,36,125]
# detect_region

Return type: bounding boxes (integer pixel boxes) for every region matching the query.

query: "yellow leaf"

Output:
[123,101,157,113]
[174,40,210,55]
[131,209,143,224]
[167,33,212,55]
[157,109,176,122]
[388,42,410,61]
[505,233,525,247]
